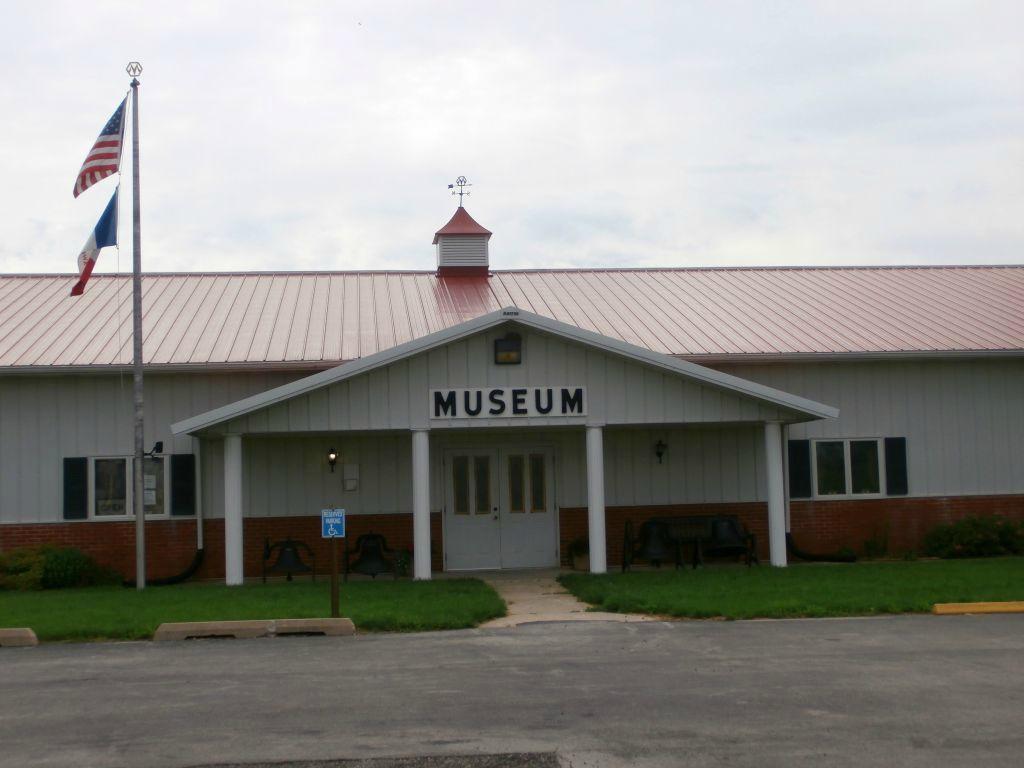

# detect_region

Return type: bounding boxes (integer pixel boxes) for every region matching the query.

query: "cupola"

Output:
[434,177,491,277]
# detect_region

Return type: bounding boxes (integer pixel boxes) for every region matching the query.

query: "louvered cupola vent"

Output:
[433,206,492,277]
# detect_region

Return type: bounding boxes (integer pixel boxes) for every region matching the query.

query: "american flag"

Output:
[73,97,127,198]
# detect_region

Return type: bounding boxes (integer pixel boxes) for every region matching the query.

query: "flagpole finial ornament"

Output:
[126,61,142,78]
[448,175,471,206]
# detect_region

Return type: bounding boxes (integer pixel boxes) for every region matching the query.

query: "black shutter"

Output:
[63,457,88,520]
[884,437,908,496]
[787,440,812,499]
[170,454,197,516]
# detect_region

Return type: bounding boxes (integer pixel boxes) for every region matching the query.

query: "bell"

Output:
[266,539,313,581]
[347,533,395,579]
[635,521,676,567]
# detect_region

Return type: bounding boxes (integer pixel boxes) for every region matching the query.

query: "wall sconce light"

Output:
[654,439,667,464]
[494,332,522,365]
[327,447,338,473]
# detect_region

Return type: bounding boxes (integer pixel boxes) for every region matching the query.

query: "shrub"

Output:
[923,516,1024,559]
[0,546,119,590]
[0,546,49,590]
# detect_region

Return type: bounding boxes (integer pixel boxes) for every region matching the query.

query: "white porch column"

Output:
[586,425,607,574]
[223,433,244,585]
[764,421,787,567]
[412,429,432,580]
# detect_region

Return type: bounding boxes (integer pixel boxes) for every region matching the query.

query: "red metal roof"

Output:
[0,266,1022,369]
[432,207,492,244]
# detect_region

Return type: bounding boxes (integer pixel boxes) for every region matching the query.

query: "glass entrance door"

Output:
[498,448,557,568]
[443,449,500,570]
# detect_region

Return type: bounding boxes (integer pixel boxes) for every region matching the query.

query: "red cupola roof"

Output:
[432,206,493,244]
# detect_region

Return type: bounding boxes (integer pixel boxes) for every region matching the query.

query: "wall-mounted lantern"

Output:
[494,332,522,365]
[654,439,667,464]
[327,447,338,472]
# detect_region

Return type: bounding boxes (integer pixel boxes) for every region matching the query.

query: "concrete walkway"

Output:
[477,568,655,628]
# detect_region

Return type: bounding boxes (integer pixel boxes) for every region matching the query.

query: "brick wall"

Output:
[560,494,1024,566]
[0,513,443,581]
[4,495,1023,577]
[789,495,1024,556]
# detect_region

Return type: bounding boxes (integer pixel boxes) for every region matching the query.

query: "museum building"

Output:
[0,205,1022,583]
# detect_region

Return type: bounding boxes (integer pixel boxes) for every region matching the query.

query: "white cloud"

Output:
[1,0,1021,274]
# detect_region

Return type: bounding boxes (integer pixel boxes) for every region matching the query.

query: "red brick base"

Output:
[4,495,1023,578]
[559,494,1024,566]
[0,513,443,581]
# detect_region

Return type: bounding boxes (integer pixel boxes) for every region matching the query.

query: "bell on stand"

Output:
[262,538,316,583]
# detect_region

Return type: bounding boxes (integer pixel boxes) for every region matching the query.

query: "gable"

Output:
[174,310,836,436]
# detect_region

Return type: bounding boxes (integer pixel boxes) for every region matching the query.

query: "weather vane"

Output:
[448,175,471,206]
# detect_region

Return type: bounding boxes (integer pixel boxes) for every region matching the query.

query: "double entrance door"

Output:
[443,447,557,570]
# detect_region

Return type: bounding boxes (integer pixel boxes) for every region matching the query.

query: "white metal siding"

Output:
[223,329,790,434]
[3,358,1023,526]
[722,359,1024,497]
[0,372,303,524]
[215,425,763,519]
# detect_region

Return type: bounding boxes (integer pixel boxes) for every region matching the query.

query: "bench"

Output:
[622,515,758,571]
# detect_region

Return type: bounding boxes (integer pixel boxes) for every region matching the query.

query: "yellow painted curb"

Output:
[933,601,1024,615]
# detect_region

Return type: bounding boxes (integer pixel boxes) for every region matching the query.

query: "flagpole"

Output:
[129,65,146,591]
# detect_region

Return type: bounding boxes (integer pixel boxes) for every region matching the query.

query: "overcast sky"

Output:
[1,1,1021,275]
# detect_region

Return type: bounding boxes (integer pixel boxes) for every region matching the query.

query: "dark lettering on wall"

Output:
[561,387,584,415]
[434,390,456,418]
[464,390,483,416]
[488,389,506,415]
[511,388,528,415]
[535,388,553,414]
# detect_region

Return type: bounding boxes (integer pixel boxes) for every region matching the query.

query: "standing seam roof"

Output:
[0,266,1022,368]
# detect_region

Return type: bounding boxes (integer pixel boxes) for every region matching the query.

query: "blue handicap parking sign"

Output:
[321,508,346,538]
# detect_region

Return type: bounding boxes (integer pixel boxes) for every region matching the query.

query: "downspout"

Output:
[194,435,204,550]
[782,424,791,533]
[123,438,206,587]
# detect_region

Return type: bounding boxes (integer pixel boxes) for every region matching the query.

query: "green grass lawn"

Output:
[0,578,505,642]
[560,558,1024,620]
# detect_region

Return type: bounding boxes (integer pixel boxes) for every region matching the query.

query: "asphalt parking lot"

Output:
[2,614,1022,768]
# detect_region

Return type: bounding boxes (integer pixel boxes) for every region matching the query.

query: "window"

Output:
[452,456,469,515]
[529,453,546,513]
[63,454,195,521]
[810,439,886,498]
[508,455,525,513]
[849,440,880,494]
[94,458,128,516]
[815,441,846,496]
[473,455,491,515]
[91,456,170,518]
[143,456,165,516]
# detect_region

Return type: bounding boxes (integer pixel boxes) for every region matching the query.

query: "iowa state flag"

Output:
[70,188,118,296]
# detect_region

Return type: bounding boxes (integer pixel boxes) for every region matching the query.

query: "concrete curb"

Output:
[153,618,355,641]
[933,601,1024,615]
[0,628,38,647]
